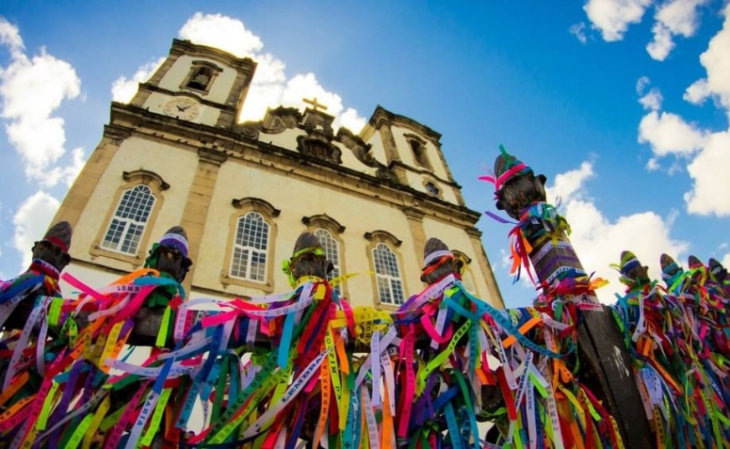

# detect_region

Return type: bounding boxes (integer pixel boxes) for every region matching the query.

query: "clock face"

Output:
[163,98,200,121]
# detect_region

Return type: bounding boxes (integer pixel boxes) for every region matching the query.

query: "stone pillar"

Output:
[217,70,250,129]
[379,124,408,184]
[402,207,426,264]
[180,147,227,293]
[466,227,505,309]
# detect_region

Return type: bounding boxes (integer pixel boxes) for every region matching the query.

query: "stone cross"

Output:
[303,97,328,112]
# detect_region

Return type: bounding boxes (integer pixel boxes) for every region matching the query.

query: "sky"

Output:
[0,0,729,308]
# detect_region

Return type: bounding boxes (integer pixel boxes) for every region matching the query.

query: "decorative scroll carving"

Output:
[336,127,396,181]
[240,126,260,140]
[238,107,302,138]
[296,133,341,165]
[263,106,300,133]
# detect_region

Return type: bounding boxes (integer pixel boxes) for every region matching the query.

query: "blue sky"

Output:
[1,1,729,307]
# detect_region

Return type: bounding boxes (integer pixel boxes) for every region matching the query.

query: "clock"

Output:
[163,98,200,121]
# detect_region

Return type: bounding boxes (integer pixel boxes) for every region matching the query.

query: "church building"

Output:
[52,38,504,309]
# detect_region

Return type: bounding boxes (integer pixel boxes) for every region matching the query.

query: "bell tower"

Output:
[128,39,257,129]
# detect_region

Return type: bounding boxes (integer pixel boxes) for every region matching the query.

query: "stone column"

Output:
[402,207,426,264]
[466,227,505,309]
[379,124,408,184]
[180,147,227,294]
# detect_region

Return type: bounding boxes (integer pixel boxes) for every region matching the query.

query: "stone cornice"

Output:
[465,227,483,238]
[401,207,425,221]
[108,103,482,227]
[198,147,228,165]
[123,169,170,190]
[389,160,462,189]
[368,105,442,143]
[103,124,132,143]
[171,39,257,72]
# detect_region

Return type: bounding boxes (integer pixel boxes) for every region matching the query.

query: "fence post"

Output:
[490,149,653,448]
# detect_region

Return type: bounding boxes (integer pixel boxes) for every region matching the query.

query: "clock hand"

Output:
[176,105,191,112]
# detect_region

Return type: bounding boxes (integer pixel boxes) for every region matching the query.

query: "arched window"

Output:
[181,61,223,95]
[315,228,341,294]
[453,250,477,294]
[405,134,433,171]
[186,66,213,91]
[230,212,269,282]
[302,213,347,296]
[101,185,155,255]
[372,243,405,305]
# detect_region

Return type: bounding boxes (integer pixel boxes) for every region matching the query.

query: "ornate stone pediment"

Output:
[294,109,342,165]
[301,109,334,134]
[238,106,302,139]
[264,106,301,132]
[296,130,342,165]
[336,127,396,181]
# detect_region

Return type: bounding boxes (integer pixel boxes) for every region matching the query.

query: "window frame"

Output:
[314,229,342,294]
[179,60,223,96]
[423,179,443,198]
[91,169,168,266]
[302,214,348,298]
[229,211,270,283]
[221,197,280,293]
[100,184,156,255]
[404,133,434,171]
[364,230,408,310]
[453,250,479,296]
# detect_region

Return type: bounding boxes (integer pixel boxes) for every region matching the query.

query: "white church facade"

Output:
[52,38,504,309]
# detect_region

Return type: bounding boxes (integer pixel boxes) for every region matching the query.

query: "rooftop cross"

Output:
[303,97,328,112]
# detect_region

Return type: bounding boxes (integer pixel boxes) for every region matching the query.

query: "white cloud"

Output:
[638,110,706,156]
[278,73,363,129]
[570,22,588,44]
[171,13,366,130]
[12,191,60,269]
[720,253,730,268]
[0,16,83,187]
[0,17,24,53]
[647,0,708,60]
[178,13,263,58]
[639,88,664,110]
[692,3,730,119]
[546,160,594,204]
[581,0,708,59]
[583,0,652,41]
[339,108,367,133]
[636,76,651,94]
[684,78,711,105]
[656,0,707,36]
[647,23,675,60]
[684,130,730,216]
[645,157,660,170]
[44,147,86,187]
[548,161,688,303]
[639,4,730,217]
[111,57,165,103]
